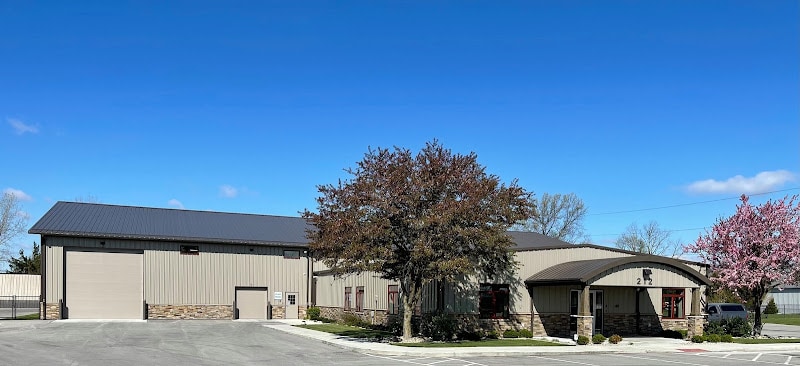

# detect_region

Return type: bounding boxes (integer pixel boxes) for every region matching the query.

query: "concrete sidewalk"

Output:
[264,320,800,357]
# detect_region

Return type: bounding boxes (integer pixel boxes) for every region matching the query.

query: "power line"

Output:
[588,187,799,216]
[591,226,710,237]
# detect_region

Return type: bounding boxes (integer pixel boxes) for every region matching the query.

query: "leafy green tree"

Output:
[7,242,40,275]
[303,141,532,341]
[764,298,779,315]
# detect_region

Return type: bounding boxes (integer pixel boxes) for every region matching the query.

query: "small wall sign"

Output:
[274,292,283,301]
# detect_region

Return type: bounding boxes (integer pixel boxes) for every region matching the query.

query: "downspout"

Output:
[306,249,310,306]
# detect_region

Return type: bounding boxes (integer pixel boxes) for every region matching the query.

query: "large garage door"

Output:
[65,250,143,319]
[236,288,267,319]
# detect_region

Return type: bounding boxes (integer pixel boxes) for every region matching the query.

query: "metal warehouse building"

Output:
[30,202,312,320]
[30,201,711,339]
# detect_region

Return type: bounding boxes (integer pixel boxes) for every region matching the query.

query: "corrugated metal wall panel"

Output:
[44,237,309,306]
[45,244,63,301]
[314,272,398,311]
[0,274,40,296]
[591,263,700,288]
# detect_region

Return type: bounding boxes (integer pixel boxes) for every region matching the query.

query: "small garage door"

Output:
[65,250,143,319]
[236,288,268,319]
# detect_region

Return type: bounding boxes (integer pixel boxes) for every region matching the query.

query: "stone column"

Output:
[576,285,593,339]
[687,287,704,338]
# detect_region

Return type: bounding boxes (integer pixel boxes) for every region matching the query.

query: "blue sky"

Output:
[1,1,798,260]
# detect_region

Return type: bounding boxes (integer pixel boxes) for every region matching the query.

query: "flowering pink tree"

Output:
[685,194,800,335]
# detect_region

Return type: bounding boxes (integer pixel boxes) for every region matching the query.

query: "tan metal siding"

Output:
[314,272,397,311]
[45,244,63,302]
[531,285,573,313]
[597,286,636,314]
[591,263,700,288]
[0,274,40,296]
[44,237,309,306]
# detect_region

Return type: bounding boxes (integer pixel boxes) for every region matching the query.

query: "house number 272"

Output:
[637,278,653,285]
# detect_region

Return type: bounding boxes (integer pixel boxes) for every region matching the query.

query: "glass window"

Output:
[356,286,365,312]
[388,285,399,315]
[662,289,685,319]
[283,250,300,259]
[344,287,351,311]
[479,284,510,319]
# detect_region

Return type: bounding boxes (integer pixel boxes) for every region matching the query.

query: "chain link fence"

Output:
[0,296,40,319]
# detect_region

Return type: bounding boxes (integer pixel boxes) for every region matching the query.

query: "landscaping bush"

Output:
[576,335,590,345]
[518,329,533,338]
[608,334,622,344]
[706,318,752,337]
[420,312,458,341]
[706,334,722,343]
[660,329,684,339]
[764,298,779,315]
[725,317,752,337]
[340,313,368,327]
[317,317,335,323]
[678,329,688,339]
[385,314,421,336]
[720,334,733,343]
[456,330,483,341]
[592,334,606,344]
[503,329,520,338]
[306,306,321,321]
[691,335,705,343]
[485,330,500,339]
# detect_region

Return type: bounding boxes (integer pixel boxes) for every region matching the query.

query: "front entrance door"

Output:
[589,290,603,335]
[570,289,603,336]
[285,292,299,319]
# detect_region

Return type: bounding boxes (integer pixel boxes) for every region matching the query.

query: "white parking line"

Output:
[694,352,800,366]
[785,355,792,365]
[529,356,599,366]
[753,353,764,362]
[615,354,712,366]
[364,354,488,366]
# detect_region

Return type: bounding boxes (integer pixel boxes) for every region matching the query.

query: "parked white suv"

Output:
[706,303,748,322]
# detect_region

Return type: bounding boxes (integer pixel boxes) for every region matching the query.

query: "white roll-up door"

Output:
[236,288,268,319]
[65,250,143,319]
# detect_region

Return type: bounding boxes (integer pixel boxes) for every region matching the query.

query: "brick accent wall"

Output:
[687,316,704,337]
[297,306,308,320]
[661,318,688,332]
[535,313,571,338]
[604,314,637,336]
[638,314,662,335]
[271,305,285,319]
[576,315,593,338]
[45,303,60,320]
[147,305,233,319]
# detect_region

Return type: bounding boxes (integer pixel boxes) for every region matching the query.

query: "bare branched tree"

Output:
[0,192,28,262]
[614,221,680,256]
[515,192,588,244]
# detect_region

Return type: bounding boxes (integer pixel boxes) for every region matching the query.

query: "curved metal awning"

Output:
[524,255,712,287]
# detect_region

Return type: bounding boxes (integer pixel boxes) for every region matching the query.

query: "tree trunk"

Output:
[401,278,422,341]
[753,288,767,336]
[402,291,414,340]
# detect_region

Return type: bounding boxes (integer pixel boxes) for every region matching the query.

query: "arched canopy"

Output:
[524,255,712,287]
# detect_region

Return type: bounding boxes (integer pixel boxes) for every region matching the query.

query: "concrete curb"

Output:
[264,322,800,357]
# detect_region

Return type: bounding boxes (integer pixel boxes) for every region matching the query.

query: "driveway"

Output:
[763,323,800,338]
[0,320,380,366]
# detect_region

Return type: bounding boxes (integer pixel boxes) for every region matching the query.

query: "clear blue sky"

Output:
[2,1,798,260]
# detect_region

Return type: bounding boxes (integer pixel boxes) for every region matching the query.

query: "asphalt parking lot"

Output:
[0,320,799,366]
[372,352,800,366]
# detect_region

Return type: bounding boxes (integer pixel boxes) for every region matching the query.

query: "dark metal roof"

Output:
[525,255,712,286]
[506,231,574,249]
[29,201,311,247]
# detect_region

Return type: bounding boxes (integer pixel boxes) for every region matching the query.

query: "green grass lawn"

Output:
[296,324,565,347]
[295,324,394,339]
[732,338,800,344]
[393,339,567,347]
[761,314,800,326]
[9,313,40,320]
